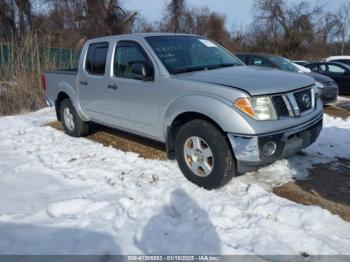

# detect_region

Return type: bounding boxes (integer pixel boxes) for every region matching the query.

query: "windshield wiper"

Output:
[172,63,239,74]
[208,63,238,70]
[172,66,208,74]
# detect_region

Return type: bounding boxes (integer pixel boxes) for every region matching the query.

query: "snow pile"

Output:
[0,108,349,255]
[338,96,350,102]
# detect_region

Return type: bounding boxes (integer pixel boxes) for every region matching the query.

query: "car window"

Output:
[236,55,247,64]
[319,64,327,73]
[250,56,273,68]
[308,64,319,72]
[267,56,298,72]
[85,42,109,75]
[328,65,346,74]
[114,41,152,79]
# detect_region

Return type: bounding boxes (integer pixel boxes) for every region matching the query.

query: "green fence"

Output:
[0,44,81,70]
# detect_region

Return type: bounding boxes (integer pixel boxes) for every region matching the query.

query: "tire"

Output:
[60,99,89,137]
[175,119,236,189]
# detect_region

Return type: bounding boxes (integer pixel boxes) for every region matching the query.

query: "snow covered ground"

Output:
[0,108,350,255]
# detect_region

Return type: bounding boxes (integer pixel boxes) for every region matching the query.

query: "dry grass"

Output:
[48,121,167,160]
[0,34,77,116]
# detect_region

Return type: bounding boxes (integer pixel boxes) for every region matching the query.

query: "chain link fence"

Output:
[0,43,81,116]
[0,44,81,69]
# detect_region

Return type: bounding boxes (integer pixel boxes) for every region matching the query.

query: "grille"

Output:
[294,88,312,113]
[271,96,290,117]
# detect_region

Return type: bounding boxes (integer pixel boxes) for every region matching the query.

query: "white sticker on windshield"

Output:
[198,39,218,47]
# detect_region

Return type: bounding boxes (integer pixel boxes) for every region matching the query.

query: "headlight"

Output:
[312,84,319,102]
[234,96,277,120]
[315,81,324,89]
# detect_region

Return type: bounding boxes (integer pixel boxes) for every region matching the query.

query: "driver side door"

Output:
[107,40,161,139]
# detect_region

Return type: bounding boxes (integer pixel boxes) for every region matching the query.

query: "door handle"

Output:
[107,84,118,90]
[80,80,88,86]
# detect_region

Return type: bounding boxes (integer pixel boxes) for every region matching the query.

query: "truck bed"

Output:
[44,69,78,107]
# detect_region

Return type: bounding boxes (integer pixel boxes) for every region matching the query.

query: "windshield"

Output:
[268,56,299,72]
[145,36,243,74]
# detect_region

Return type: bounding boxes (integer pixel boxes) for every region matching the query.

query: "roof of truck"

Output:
[87,33,200,42]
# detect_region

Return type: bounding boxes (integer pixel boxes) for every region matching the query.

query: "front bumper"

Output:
[228,113,323,173]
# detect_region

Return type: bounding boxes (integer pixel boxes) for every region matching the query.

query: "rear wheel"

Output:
[175,120,236,189]
[60,99,89,137]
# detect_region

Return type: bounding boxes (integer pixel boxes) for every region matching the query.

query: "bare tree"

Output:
[33,0,138,47]
[0,0,17,39]
[14,0,33,34]
[317,12,338,46]
[0,0,349,57]
[192,7,210,36]
[252,0,322,57]
[206,12,229,45]
[131,15,155,33]
[335,2,350,55]
[162,0,188,33]
[0,0,34,40]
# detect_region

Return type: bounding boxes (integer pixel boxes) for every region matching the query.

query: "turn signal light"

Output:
[234,98,255,118]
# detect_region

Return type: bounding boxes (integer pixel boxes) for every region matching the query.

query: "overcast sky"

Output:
[122,0,349,28]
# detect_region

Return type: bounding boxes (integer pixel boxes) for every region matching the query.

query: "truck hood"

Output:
[176,66,315,96]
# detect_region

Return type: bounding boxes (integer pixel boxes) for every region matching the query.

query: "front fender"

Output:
[163,94,254,138]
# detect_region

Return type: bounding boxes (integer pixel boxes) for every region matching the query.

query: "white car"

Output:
[322,56,350,65]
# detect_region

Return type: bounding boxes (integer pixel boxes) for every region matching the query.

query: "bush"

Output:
[0,34,79,116]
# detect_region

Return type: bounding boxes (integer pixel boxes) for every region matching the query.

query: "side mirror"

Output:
[131,62,153,81]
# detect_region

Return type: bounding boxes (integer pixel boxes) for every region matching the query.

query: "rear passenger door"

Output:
[78,42,111,121]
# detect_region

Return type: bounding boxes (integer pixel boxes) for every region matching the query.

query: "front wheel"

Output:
[175,120,236,189]
[60,99,89,137]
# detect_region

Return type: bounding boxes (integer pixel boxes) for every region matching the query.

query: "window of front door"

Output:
[114,41,153,80]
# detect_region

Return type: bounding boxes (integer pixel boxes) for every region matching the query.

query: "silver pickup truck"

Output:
[43,33,323,189]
